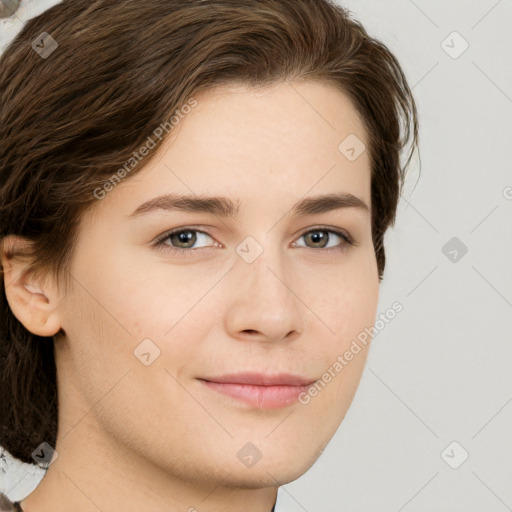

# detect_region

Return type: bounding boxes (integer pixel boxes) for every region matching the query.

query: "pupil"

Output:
[309,231,327,247]
[175,230,195,247]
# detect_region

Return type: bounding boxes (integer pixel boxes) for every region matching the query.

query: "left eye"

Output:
[292,228,354,250]
[153,227,355,253]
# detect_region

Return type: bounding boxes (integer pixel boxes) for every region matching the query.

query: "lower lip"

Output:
[199,380,312,409]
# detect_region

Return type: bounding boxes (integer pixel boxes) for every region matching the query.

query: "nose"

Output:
[223,241,306,344]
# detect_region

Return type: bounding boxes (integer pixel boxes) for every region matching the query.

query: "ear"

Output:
[1,235,63,337]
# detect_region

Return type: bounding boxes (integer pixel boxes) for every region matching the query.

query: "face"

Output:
[41,80,380,487]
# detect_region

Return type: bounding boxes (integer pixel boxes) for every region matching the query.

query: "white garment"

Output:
[0,449,44,501]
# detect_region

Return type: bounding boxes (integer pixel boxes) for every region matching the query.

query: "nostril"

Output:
[0,0,20,19]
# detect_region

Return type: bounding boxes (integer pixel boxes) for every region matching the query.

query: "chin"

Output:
[227,443,325,489]
[222,464,309,490]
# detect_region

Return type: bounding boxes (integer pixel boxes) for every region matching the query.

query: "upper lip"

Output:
[199,372,317,386]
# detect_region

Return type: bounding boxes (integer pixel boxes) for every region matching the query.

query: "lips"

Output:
[199,372,317,387]
[197,372,317,409]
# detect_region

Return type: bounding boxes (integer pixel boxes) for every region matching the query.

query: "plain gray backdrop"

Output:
[1,0,511,510]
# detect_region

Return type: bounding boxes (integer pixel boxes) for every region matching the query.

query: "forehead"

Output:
[183,80,369,166]
[89,80,372,222]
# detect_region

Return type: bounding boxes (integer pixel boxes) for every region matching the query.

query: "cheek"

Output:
[298,281,378,433]
[305,251,379,395]
[336,276,379,343]
[309,252,380,341]
[97,249,221,339]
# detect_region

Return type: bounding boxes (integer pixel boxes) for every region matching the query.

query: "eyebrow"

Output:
[127,192,369,219]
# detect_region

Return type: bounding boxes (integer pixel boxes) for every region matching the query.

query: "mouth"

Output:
[197,372,317,409]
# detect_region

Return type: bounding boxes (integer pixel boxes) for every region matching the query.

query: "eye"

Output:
[292,227,356,253]
[153,225,356,256]
[153,228,217,254]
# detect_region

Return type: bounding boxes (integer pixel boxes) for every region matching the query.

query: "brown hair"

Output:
[0,0,419,464]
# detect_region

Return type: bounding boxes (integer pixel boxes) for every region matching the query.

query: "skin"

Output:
[2,79,380,512]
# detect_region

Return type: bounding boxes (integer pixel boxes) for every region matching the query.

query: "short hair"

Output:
[0,0,419,464]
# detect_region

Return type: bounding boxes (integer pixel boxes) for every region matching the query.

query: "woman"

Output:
[0,0,419,510]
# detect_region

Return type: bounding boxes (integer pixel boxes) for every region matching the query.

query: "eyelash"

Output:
[153,225,356,257]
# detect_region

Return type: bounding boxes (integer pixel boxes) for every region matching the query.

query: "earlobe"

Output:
[1,236,63,338]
